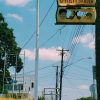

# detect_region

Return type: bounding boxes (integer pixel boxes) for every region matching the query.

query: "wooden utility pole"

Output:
[58,49,69,100]
[56,66,59,100]
[53,65,59,100]
[59,49,64,100]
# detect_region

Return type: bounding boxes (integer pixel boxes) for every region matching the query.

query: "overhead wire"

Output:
[64,25,82,66]
[21,0,56,49]
[64,71,92,77]
[64,73,92,80]
[17,60,61,75]
[70,25,94,63]
[64,25,84,70]
[21,32,35,49]
[64,75,92,82]
[60,25,93,82]
[39,0,55,26]
[63,77,87,97]
[62,25,76,48]
[68,25,84,55]
[57,25,93,95]
[62,26,81,68]
[66,25,94,65]
[62,77,92,99]
[72,64,92,72]
[40,30,59,47]
[40,25,66,47]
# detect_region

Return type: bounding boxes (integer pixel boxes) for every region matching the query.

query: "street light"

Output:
[34,0,40,100]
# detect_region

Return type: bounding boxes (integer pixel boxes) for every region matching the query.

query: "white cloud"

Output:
[78,84,89,90]
[21,49,35,60]
[7,13,23,22]
[5,0,31,7]
[72,33,95,49]
[21,47,70,61]
[88,40,95,49]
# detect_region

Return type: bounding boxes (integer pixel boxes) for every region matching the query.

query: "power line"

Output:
[40,30,59,47]
[40,0,55,26]
[64,57,92,69]
[40,25,65,47]
[21,32,35,49]
[64,76,92,82]
[63,26,85,73]
[64,72,92,77]
[71,64,92,72]
[63,77,85,97]
[62,26,82,67]
[17,61,61,75]
[55,26,81,77]
[65,72,92,80]
[21,0,55,49]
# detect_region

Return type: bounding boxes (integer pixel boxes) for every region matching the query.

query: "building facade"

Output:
[6,74,34,100]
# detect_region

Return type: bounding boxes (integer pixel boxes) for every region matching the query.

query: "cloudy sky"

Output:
[0,0,95,100]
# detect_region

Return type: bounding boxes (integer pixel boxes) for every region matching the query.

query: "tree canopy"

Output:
[0,13,23,93]
[38,96,45,100]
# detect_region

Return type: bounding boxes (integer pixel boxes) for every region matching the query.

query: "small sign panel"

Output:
[58,0,96,6]
[56,7,96,24]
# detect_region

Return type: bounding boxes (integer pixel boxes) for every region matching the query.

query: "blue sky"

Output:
[0,0,96,100]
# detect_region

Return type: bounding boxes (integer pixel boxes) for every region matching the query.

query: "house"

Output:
[6,74,34,100]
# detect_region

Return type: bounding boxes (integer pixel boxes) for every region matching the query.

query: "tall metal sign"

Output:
[56,0,96,24]
[96,0,100,99]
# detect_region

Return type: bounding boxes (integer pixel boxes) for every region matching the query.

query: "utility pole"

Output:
[56,66,58,100]
[58,48,69,100]
[15,54,17,82]
[53,65,59,100]
[43,88,45,100]
[51,91,53,100]
[34,0,40,100]
[23,51,25,93]
[2,52,6,94]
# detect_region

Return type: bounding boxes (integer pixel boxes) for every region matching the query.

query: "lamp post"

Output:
[34,0,40,100]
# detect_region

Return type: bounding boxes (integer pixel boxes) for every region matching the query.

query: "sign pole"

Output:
[96,0,100,99]
[34,0,40,100]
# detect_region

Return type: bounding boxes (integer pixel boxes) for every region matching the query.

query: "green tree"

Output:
[77,97,92,100]
[0,13,23,93]
[38,96,45,100]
